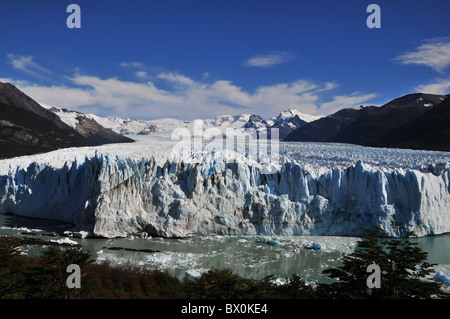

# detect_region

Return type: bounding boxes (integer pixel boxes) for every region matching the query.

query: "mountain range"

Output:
[46,102,321,139]
[1,80,449,159]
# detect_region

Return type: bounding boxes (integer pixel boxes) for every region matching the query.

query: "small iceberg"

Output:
[266,239,279,246]
[185,269,203,278]
[433,272,450,285]
[305,242,322,251]
[257,237,279,246]
[50,237,78,246]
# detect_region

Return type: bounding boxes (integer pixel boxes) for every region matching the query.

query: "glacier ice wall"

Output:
[0,153,449,238]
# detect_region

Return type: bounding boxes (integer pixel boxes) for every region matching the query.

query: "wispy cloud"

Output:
[119,61,146,68]
[244,51,295,67]
[7,54,53,80]
[415,78,450,95]
[395,37,450,73]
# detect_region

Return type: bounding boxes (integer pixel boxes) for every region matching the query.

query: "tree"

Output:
[183,268,317,299]
[277,273,317,299]
[320,227,449,299]
[184,268,260,299]
[0,237,32,298]
[30,245,96,299]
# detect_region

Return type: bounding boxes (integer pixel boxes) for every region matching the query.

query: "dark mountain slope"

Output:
[383,95,450,151]
[284,106,378,142]
[0,82,133,159]
[329,93,445,146]
[284,93,449,151]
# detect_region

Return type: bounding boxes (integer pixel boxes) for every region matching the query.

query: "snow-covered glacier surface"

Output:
[0,137,449,238]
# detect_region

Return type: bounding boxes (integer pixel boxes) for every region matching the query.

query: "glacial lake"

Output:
[1,213,450,285]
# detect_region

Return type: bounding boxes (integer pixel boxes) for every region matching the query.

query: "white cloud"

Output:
[68,75,183,115]
[318,93,378,116]
[157,72,196,87]
[415,78,450,95]
[7,54,52,80]
[250,80,323,114]
[20,84,95,108]
[244,51,294,67]
[0,77,30,87]
[6,71,376,120]
[119,61,146,68]
[395,37,450,72]
[135,71,148,78]
[205,80,253,106]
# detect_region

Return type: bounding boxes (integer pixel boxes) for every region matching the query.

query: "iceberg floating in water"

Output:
[257,237,279,246]
[266,239,279,246]
[50,238,78,245]
[305,242,322,251]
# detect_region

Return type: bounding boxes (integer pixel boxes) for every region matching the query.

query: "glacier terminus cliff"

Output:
[0,137,449,238]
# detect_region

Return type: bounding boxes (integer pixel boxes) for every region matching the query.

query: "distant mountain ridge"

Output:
[57,107,322,139]
[285,92,450,152]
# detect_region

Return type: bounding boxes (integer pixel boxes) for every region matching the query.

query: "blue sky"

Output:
[1,0,449,120]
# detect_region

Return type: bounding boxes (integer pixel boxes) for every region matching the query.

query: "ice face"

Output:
[0,138,449,238]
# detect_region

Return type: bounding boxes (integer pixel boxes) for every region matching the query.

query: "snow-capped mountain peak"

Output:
[264,108,323,139]
[271,108,322,124]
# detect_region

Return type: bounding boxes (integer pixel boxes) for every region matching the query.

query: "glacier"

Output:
[0,138,449,238]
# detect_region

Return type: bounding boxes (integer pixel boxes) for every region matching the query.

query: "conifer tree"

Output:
[320,227,449,299]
